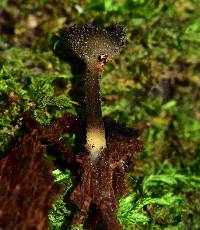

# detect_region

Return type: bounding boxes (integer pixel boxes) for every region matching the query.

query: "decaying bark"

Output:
[71,118,143,230]
[0,113,78,230]
[0,113,143,230]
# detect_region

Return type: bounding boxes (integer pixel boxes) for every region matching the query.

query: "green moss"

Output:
[49,169,73,230]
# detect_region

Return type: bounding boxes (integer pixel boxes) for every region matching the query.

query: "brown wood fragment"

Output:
[0,113,143,230]
[0,113,78,230]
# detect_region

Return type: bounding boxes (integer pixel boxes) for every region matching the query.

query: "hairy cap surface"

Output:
[63,24,126,65]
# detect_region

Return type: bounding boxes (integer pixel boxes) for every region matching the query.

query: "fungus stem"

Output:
[85,64,106,161]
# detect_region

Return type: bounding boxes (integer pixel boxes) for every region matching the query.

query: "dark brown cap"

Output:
[62,24,126,65]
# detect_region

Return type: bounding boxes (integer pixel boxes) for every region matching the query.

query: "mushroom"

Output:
[63,24,126,160]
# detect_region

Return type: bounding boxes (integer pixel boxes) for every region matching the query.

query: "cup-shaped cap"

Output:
[63,24,126,65]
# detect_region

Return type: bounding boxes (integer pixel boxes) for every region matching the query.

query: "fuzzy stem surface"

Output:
[85,64,106,160]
